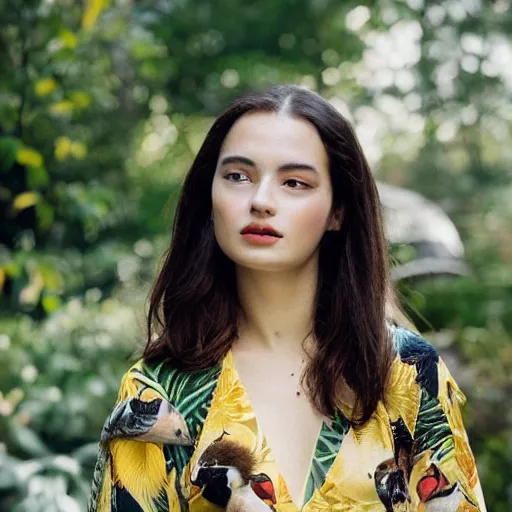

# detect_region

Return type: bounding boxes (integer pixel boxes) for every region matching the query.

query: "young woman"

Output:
[88,84,486,512]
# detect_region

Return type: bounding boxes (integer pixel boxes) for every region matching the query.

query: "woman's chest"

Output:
[183,351,395,511]
[239,368,325,507]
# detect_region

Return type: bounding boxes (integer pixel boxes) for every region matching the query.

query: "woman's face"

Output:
[211,111,340,272]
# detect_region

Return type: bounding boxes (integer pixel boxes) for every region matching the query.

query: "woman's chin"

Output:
[232,255,313,274]
[233,258,293,273]
[237,262,288,273]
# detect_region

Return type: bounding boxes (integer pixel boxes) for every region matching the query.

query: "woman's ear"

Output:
[327,207,343,231]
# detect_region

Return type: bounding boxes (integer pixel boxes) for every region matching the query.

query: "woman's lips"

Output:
[241,233,281,245]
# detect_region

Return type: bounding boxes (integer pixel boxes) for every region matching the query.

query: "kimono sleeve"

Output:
[412,354,487,512]
[87,360,193,512]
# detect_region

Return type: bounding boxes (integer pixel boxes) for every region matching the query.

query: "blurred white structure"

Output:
[377,181,468,281]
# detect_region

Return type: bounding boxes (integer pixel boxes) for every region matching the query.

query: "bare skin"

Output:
[211,110,341,506]
[231,330,325,507]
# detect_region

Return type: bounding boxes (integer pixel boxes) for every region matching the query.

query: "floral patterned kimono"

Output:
[88,325,486,512]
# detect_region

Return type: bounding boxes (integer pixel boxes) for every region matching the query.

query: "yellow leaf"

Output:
[13,192,39,211]
[16,147,44,168]
[42,294,62,313]
[0,268,5,291]
[70,141,87,159]
[69,90,91,108]
[34,78,57,97]
[49,100,74,116]
[59,28,77,49]
[19,270,44,305]
[54,136,72,160]
[40,264,64,292]
[82,0,110,31]
[4,262,21,278]
[54,138,87,160]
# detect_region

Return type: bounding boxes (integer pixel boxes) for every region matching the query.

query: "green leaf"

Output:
[130,369,169,400]
[414,389,453,462]
[0,136,22,172]
[27,166,49,189]
[35,199,55,231]
[0,453,20,490]
[8,424,51,458]
[305,412,351,503]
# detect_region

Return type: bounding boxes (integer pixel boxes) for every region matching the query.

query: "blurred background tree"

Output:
[0,0,510,510]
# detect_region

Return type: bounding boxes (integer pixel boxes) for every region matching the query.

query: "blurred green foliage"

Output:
[0,0,511,510]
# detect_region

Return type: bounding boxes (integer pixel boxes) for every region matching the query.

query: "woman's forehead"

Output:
[219,111,328,170]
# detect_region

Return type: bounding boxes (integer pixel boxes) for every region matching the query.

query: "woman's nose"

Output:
[250,181,277,216]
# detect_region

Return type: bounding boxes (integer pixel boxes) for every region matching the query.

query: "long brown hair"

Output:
[144,84,395,424]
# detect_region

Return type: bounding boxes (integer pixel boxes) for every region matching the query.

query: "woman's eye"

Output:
[223,173,309,189]
[224,172,249,182]
[285,179,310,189]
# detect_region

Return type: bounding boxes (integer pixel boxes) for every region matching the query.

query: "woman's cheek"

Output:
[213,199,241,249]
[293,202,332,245]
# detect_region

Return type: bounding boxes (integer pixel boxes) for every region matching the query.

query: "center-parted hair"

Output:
[144,84,395,424]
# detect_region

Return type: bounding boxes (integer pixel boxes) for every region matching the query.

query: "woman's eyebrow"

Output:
[219,154,318,173]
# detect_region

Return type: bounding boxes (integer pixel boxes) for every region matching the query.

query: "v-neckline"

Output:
[223,348,332,510]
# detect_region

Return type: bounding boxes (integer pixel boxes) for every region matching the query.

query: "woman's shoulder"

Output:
[386,322,466,406]
[382,327,485,511]
[388,323,439,363]
[118,355,224,404]
[99,355,224,447]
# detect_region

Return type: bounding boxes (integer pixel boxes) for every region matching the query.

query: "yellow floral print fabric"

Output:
[88,326,487,512]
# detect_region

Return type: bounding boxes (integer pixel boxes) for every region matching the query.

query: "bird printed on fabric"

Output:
[416,463,464,512]
[374,453,412,511]
[374,417,480,512]
[100,396,193,445]
[376,453,476,512]
[88,395,193,512]
[374,418,415,511]
[190,433,276,511]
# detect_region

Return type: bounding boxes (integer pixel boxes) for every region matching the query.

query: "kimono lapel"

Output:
[190,350,351,510]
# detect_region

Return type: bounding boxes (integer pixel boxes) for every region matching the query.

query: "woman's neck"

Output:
[234,257,318,355]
